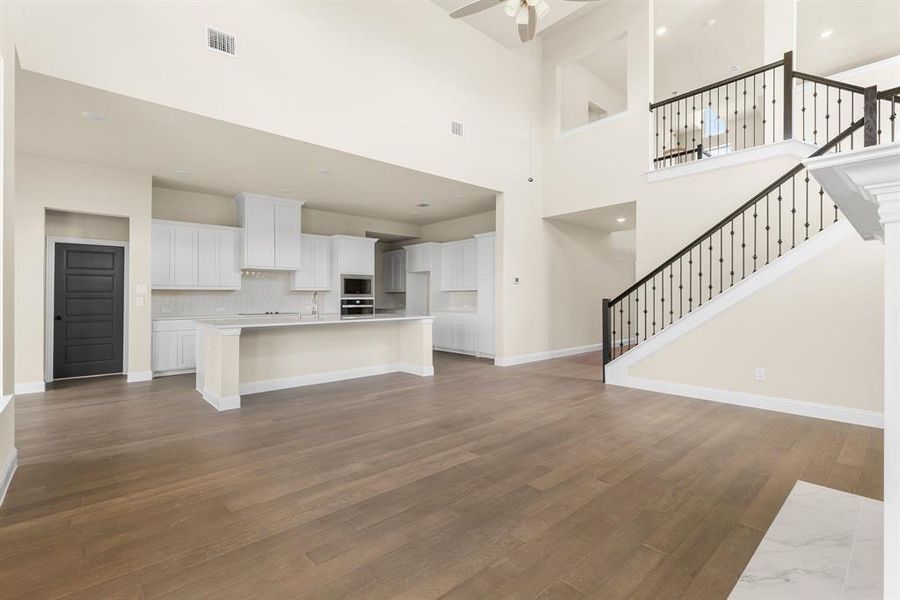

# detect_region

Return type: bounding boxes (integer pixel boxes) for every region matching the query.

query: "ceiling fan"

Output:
[450,0,593,43]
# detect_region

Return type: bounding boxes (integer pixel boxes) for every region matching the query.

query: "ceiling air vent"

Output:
[451,121,464,136]
[207,27,236,56]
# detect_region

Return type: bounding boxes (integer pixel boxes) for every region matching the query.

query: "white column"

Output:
[763,0,797,64]
[877,186,900,600]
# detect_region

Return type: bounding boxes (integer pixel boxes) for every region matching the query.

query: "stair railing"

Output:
[602,119,864,372]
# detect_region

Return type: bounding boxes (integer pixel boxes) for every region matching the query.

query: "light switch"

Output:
[136,296,145,308]
[136,284,148,294]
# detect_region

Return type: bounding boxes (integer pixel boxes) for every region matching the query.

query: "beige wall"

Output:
[45,210,129,241]
[629,235,884,412]
[151,187,237,227]
[0,32,16,485]
[415,211,496,244]
[16,154,152,386]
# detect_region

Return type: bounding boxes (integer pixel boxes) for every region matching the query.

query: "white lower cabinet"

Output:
[152,320,197,374]
[432,312,478,356]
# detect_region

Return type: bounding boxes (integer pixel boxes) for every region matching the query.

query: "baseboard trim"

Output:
[239,362,434,396]
[610,375,884,428]
[495,343,602,367]
[127,371,153,383]
[0,447,18,507]
[0,394,14,414]
[201,390,241,412]
[14,381,45,395]
[153,369,196,378]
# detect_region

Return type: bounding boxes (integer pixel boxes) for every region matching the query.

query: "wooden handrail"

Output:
[793,71,867,94]
[610,119,863,306]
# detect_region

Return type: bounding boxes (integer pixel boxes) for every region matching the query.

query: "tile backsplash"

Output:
[152,271,333,317]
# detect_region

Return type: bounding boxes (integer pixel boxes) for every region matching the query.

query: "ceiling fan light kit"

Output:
[450,0,592,43]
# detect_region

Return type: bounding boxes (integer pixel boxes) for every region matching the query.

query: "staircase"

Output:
[602,53,899,376]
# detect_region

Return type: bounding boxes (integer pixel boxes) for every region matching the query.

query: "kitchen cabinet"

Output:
[291,234,332,290]
[235,193,303,270]
[475,233,496,357]
[383,249,406,293]
[151,222,175,287]
[334,235,376,275]
[440,238,477,291]
[432,312,478,356]
[405,243,438,273]
[151,220,242,290]
[151,319,197,374]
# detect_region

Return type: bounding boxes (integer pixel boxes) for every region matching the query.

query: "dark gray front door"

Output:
[53,243,125,379]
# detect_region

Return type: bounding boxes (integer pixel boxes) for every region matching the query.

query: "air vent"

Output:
[416,203,431,208]
[451,121,464,136]
[207,27,236,56]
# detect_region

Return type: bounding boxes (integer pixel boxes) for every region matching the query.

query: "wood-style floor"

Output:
[0,352,883,599]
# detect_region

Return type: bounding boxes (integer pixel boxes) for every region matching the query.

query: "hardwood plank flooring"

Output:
[0,351,882,599]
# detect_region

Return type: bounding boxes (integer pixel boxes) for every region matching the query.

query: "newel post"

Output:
[601,298,612,379]
[782,51,793,141]
[864,86,878,146]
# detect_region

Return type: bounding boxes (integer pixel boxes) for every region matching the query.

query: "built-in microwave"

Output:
[341,275,373,298]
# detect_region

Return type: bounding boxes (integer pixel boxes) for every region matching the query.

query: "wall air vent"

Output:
[451,121,464,136]
[207,27,236,56]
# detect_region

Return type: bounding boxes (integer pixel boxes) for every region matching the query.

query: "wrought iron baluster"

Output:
[753,202,758,272]
[777,185,783,257]
[791,175,796,249]
[804,172,810,240]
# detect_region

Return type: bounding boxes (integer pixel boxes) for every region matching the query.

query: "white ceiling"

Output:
[578,34,628,95]
[430,0,602,48]
[654,0,900,102]
[545,201,635,232]
[17,70,497,226]
[797,0,900,76]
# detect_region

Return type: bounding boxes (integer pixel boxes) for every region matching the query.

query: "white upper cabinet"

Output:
[151,222,175,287]
[440,238,477,291]
[235,193,303,270]
[383,249,406,293]
[405,243,438,273]
[334,236,376,275]
[292,234,332,290]
[151,219,242,290]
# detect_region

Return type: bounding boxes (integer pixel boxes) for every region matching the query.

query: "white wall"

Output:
[16,154,152,386]
[559,63,627,132]
[628,235,884,413]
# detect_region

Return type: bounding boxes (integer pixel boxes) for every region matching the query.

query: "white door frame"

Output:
[45,237,129,383]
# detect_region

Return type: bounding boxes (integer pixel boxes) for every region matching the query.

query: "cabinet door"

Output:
[477,235,495,277]
[357,240,375,275]
[177,330,196,369]
[478,275,494,356]
[314,237,331,289]
[219,230,242,289]
[441,242,463,290]
[244,198,275,268]
[152,331,179,372]
[173,226,198,286]
[151,223,175,287]
[461,239,477,290]
[433,320,450,349]
[294,235,316,289]
[197,228,220,287]
[406,246,419,273]
[396,251,406,291]
[274,201,301,269]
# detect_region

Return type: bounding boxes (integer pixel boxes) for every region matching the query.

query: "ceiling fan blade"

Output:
[518,5,537,42]
[450,0,502,19]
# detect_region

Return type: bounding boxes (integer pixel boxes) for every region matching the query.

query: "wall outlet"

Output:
[136,296,145,308]
[754,367,766,381]
[513,276,520,285]
[136,283,148,294]
[161,306,172,315]
[215,306,225,314]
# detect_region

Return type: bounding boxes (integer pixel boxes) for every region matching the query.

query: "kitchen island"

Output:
[194,314,434,410]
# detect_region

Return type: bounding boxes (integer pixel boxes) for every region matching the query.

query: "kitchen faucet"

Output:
[311,291,319,320]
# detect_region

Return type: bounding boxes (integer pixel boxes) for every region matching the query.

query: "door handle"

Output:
[55,315,62,321]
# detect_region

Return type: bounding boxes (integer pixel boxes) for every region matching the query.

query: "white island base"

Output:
[194,315,434,411]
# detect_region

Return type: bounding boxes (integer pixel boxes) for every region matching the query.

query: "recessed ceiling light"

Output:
[416,202,431,208]
[315,168,332,175]
[411,211,420,215]
[616,217,627,223]
[281,188,293,193]
[819,29,833,39]
[450,191,464,198]
[656,26,667,36]
[703,18,716,27]
[174,169,189,176]
[80,111,107,122]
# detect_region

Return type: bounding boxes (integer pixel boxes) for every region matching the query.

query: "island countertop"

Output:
[194,313,434,332]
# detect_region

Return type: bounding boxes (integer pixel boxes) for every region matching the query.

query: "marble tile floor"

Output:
[730,480,883,600]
